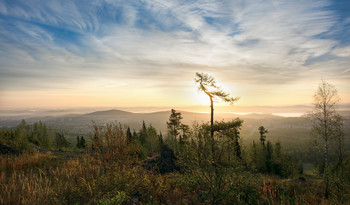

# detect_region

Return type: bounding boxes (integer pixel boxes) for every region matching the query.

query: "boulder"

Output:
[157,144,178,174]
[142,144,179,174]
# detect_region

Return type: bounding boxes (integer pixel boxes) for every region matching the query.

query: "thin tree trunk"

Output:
[325,137,329,198]
[210,96,214,154]
[324,103,329,199]
[340,134,344,203]
[174,125,177,152]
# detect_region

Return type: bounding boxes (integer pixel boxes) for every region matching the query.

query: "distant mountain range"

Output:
[1,109,349,150]
[0,108,290,132]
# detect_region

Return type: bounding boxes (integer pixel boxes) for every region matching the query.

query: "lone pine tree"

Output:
[194,72,239,153]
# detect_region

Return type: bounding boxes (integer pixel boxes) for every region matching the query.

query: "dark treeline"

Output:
[0,119,87,151]
[0,119,50,150]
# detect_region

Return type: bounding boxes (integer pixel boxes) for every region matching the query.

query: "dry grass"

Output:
[0,153,104,204]
[0,151,55,174]
[259,177,329,205]
[0,151,345,205]
[0,148,183,204]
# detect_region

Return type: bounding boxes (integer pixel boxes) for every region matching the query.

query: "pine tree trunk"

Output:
[210,97,214,154]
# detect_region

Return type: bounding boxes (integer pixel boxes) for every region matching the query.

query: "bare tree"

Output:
[311,80,340,199]
[194,73,239,152]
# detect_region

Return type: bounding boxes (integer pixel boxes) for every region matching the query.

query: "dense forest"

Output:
[0,75,349,204]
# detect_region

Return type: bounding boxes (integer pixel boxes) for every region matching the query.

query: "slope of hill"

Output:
[84,109,134,116]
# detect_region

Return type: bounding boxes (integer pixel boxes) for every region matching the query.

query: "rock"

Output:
[0,144,19,155]
[142,144,179,174]
[157,144,178,174]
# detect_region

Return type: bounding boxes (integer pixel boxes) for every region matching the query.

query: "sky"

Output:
[0,0,349,111]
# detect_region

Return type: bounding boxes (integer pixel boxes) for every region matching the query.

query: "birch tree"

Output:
[311,80,340,199]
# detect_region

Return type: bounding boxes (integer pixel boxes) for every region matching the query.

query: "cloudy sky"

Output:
[0,0,349,110]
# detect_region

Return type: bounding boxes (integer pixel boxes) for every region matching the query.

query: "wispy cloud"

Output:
[332,45,350,57]
[0,0,349,107]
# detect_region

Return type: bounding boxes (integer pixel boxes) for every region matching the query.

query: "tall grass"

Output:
[0,152,188,204]
[0,153,341,204]
[0,151,56,177]
[1,153,102,204]
[259,177,328,205]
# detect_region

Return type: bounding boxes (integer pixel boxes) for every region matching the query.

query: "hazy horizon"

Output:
[1,103,350,118]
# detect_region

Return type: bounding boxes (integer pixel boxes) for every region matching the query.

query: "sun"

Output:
[194,90,210,105]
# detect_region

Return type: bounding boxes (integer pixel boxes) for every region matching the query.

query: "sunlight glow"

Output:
[193,89,211,105]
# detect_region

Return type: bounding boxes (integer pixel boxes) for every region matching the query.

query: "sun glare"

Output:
[194,90,210,105]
